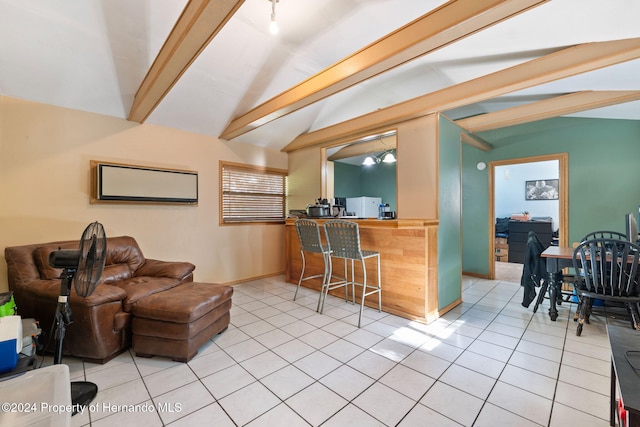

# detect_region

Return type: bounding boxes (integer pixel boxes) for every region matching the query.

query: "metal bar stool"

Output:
[294,219,333,311]
[323,219,381,327]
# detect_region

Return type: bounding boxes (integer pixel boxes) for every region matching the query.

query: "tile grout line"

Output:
[78,274,614,426]
[451,277,578,426]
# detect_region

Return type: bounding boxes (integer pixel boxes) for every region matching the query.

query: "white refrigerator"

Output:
[346,197,382,218]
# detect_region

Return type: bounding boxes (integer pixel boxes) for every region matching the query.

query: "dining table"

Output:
[539,246,574,321]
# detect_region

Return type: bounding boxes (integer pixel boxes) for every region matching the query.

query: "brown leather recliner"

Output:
[4,236,195,363]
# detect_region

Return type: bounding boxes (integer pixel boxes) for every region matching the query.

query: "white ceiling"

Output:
[1,0,638,152]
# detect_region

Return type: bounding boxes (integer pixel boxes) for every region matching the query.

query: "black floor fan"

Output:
[48,221,106,415]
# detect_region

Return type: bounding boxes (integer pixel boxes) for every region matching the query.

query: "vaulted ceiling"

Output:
[1,0,638,153]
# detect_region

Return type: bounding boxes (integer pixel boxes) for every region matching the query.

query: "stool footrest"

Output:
[131,283,232,362]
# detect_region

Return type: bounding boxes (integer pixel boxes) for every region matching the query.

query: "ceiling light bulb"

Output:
[269,0,279,35]
[382,152,396,163]
[362,156,376,166]
[269,19,279,34]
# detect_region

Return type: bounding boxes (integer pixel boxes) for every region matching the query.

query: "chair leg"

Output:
[358,258,367,328]
[294,250,306,301]
[319,254,333,314]
[555,281,564,305]
[319,256,355,314]
[338,258,350,304]
[626,303,640,331]
[533,281,548,314]
[576,296,589,336]
[350,259,356,304]
[355,255,382,328]
[342,258,349,303]
[376,254,381,313]
[318,255,332,313]
[573,296,581,322]
[585,298,594,324]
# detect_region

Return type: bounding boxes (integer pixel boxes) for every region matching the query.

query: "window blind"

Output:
[221,162,286,224]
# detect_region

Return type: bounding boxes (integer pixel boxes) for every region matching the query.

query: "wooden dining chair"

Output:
[572,238,640,336]
[581,230,627,241]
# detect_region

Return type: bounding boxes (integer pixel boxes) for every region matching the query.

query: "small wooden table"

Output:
[607,324,640,426]
[540,246,574,321]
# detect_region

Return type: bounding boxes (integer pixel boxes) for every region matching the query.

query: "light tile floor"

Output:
[46,262,626,426]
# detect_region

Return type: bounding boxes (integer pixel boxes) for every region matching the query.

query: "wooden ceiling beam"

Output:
[128,0,245,123]
[219,0,549,140]
[460,132,493,151]
[455,90,640,132]
[283,38,640,152]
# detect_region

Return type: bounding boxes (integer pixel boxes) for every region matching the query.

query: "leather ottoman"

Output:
[131,282,233,362]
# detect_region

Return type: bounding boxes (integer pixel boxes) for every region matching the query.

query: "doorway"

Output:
[488,153,568,280]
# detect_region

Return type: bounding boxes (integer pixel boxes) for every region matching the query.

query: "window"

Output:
[220,161,287,224]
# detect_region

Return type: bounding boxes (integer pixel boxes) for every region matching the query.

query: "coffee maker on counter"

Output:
[306,198,347,218]
[306,198,331,217]
[331,197,346,217]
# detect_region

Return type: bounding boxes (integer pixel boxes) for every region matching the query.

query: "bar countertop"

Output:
[285,217,439,228]
[285,216,447,323]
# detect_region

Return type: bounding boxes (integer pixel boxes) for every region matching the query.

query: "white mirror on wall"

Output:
[326,131,397,214]
[91,160,198,205]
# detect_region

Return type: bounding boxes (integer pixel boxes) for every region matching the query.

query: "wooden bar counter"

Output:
[285,217,441,323]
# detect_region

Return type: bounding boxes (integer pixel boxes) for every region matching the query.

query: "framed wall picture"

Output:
[525,179,559,200]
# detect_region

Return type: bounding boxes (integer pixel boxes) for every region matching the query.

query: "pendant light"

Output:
[382,152,396,163]
[362,156,376,166]
[362,151,396,165]
[269,0,279,35]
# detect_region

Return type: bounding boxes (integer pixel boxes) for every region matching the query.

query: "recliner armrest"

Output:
[15,280,127,307]
[134,259,195,282]
[80,283,128,307]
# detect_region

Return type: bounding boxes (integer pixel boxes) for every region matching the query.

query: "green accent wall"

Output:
[438,117,462,309]
[334,162,362,197]
[462,116,640,276]
[462,142,491,275]
[334,161,397,211]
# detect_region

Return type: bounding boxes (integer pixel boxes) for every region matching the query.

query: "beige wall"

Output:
[287,115,439,219]
[286,146,322,211]
[0,96,288,292]
[396,114,438,219]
